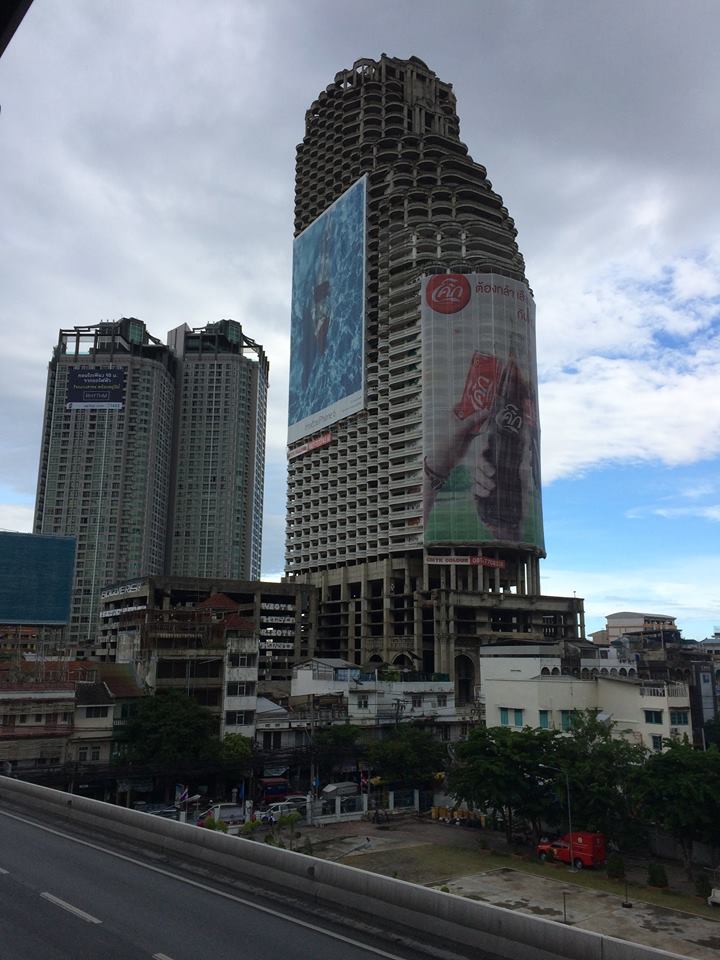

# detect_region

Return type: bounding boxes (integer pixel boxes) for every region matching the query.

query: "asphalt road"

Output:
[0,809,420,960]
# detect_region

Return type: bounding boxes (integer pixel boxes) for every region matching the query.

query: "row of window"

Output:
[0,712,73,726]
[355,694,447,710]
[499,708,690,729]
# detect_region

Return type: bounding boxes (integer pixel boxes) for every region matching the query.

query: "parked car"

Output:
[196,803,246,828]
[321,781,359,799]
[537,832,606,870]
[260,800,306,823]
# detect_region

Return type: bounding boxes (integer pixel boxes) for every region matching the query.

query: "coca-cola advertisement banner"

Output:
[421,272,545,553]
[288,176,366,444]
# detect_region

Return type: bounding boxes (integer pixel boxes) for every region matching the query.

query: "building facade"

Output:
[482,664,692,754]
[34,318,267,652]
[285,55,583,700]
[34,320,177,653]
[167,320,268,580]
[96,575,317,692]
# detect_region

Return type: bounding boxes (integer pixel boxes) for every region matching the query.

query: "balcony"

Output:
[0,724,73,739]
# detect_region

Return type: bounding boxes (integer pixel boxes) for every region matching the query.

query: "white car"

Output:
[261,800,306,823]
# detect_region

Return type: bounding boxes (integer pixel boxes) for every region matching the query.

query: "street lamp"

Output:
[540,764,576,872]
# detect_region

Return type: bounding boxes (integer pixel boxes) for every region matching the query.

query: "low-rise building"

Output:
[96,575,317,689]
[291,657,458,736]
[481,654,691,752]
[0,668,74,774]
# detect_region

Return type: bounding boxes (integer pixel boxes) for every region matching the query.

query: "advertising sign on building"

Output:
[288,176,366,444]
[421,273,545,553]
[288,431,333,460]
[426,555,506,569]
[66,367,126,410]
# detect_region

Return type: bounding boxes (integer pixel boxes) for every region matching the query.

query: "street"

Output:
[0,809,419,960]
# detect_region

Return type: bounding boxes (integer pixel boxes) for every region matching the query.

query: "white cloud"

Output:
[536,242,720,483]
[541,344,720,482]
[653,506,720,522]
[0,504,34,533]
[543,555,720,640]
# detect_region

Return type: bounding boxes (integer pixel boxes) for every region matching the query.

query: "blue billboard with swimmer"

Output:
[288,176,366,445]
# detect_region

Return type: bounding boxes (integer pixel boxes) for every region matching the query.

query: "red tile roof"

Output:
[197,593,239,611]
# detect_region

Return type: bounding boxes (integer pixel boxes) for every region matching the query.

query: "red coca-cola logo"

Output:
[426,274,471,314]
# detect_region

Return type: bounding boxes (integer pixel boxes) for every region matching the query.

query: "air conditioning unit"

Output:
[670,727,680,736]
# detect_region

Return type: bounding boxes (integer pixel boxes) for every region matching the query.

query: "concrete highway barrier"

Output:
[0,776,686,960]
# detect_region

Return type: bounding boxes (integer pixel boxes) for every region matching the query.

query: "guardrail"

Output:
[0,776,685,960]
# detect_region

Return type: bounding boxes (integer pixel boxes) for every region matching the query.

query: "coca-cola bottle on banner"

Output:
[478,354,526,540]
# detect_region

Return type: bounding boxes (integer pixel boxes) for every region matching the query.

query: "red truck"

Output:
[537,832,606,870]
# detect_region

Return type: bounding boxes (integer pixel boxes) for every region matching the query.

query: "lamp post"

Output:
[540,764,575,871]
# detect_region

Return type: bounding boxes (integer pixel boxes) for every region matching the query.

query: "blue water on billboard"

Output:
[288,177,365,438]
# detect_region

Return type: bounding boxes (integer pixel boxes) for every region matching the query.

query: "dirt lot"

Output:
[295,816,720,960]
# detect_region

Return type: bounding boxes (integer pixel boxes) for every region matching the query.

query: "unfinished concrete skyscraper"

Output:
[286,55,583,701]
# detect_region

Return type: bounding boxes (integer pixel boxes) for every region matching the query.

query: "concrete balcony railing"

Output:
[639,684,689,698]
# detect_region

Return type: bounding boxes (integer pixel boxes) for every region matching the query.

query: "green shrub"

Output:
[647,862,668,888]
[202,816,228,833]
[694,873,712,899]
[606,853,625,880]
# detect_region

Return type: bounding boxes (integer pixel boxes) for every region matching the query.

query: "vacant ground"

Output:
[292,815,720,960]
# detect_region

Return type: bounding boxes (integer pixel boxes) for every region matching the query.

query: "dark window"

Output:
[85,706,109,719]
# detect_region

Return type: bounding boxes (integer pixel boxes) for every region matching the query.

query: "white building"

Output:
[291,658,457,734]
[481,655,690,752]
[606,611,677,643]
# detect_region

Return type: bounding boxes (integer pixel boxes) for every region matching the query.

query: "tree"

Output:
[220,733,253,764]
[447,726,559,842]
[703,714,720,748]
[313,724,364,780]
[553,710,646,844]
[367,724,446,785]
[121,690,220,764]
[634,740,720,877]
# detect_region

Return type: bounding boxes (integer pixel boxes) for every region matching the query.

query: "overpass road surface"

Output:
[0,807,487,960]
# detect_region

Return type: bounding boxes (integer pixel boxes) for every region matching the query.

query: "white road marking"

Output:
[0,867,9,874]
[152,954,175,960]
[0,809,406,959]
[40,891,102,924]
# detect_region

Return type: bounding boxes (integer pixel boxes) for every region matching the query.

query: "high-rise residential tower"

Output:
[34,319,176,652]
[167,319,268,580]
[286,56,584,698]
[34,317,268,654]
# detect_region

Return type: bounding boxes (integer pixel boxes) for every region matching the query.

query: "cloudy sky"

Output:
[2,0,719,640]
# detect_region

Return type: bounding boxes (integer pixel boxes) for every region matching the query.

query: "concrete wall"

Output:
[0,776,686,960]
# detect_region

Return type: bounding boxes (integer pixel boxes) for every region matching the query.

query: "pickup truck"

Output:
[537,832,606,870]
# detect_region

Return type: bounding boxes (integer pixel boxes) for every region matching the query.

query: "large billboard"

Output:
[0,532,76,625]
[66,367,126,410]
[422,273,545,553]
[288,176,366,445]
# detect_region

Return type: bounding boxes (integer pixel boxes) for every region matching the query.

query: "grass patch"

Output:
[340,843,720,921]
